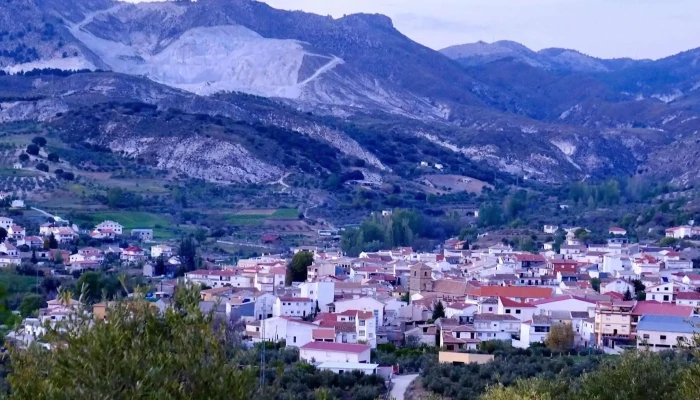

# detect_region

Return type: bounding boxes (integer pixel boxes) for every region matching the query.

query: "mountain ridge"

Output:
[1,0,700,188]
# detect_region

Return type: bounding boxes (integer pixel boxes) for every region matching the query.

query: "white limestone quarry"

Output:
[67,5,344,98]
[2,57,96,74]
[651,90,683,103]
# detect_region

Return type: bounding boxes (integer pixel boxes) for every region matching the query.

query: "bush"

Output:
[18,153,29,162]
[36,163,49,172]
[26,144,40,156]
[32,136,47,147]
[47,153,60,162]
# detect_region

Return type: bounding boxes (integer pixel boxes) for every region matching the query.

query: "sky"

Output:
[126,0,700,59]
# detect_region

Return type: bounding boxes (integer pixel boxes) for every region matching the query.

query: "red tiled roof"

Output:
[300,342,369,353]
[312,329,336,340]
[469,286,553,300]
[515,254,546,262]
[632,301,693,317]
[528,295,597,305]
[124,247,143,252]
[187,269,237,277]
[676,292,700,300]
[499,297,536,308]
[609,227,626,232]
[279,297,313,302]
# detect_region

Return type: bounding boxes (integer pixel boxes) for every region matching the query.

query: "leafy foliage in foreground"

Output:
[6,286,258,400]
[480,351,698,400]
[420,346,605,400]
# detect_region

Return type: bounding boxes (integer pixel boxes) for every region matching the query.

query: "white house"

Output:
[151,244,174,259]
[12,163,22,170]
[645,282,675,303]
[530,296,596,315]
[632,254,663,275]
[96,221,124,235]
[513,315,552,349]
[636,314,700,351]
[299,342,371,364]
[543,225,559,234]
[273,296,315,318]
[609,227,627,236]
[472,314,520,341]
[675,292,700,315]
[600,279,635,295]
[7,225,25,240]
[185,270,252,288]
[120,247,146,263]
[332,297,384,327]
[0,217,13,231]
[497,297,536,322]
[299,281,335,312]
[253,316,319,347]
[10,200,24,208]
[0,242,19,257]
[251,293,277,320]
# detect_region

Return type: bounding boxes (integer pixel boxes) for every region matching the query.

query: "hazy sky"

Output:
[126,0,700,59]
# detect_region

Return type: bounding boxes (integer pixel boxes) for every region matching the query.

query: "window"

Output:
[642,334,650,339]
[293,336,297,343]
[663,295,669,301]
[488,307,493,312]
[515,310,521,314]
[505,309,511,314]
[359,320,366,326]
[660,335,667,340]
[359,330,366,336]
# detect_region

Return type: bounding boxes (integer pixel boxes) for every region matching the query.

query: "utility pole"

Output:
[259,298,266,392]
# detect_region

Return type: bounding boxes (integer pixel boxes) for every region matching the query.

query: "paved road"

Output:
[390,374,419,400]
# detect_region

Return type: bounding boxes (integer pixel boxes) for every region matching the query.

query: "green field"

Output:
[0,168,43,177]
[272,208,299,219]
[71,211,177,239]
[226,208,298,226]
[0,271,39,294]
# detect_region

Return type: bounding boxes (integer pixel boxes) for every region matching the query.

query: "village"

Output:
[3,198,700,382]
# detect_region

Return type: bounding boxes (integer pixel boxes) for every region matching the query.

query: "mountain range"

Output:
[2,0,700,188]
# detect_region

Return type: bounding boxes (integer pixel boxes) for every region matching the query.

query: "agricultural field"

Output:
[417,174,492,195]
[226,208,299,226]
[68,211,178,239]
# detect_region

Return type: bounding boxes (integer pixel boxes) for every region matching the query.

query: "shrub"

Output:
[36,163,49,172]
[26,144,40,156]
[32,136,47,147]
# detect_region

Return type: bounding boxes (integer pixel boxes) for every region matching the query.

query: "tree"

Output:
[623,288,633,301]
[18,153,29,162]
[578,351,683,400]
[6,285,258,399]
[31,136,47,147]
[590,278,601,293]
[47,152,60,162]
[432,301,446,320]
[286,251,313,285]
[545,323,574,352]
[178,235,198,275]
[47,233,58,249]
[31,249,37,264]
[154,256,167,276]
[480,378,570,400]
[0,227,6,243]
[76,271,105,304]
[26,144,40,156]
[19,294,45,317]
[36,163,49,172]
